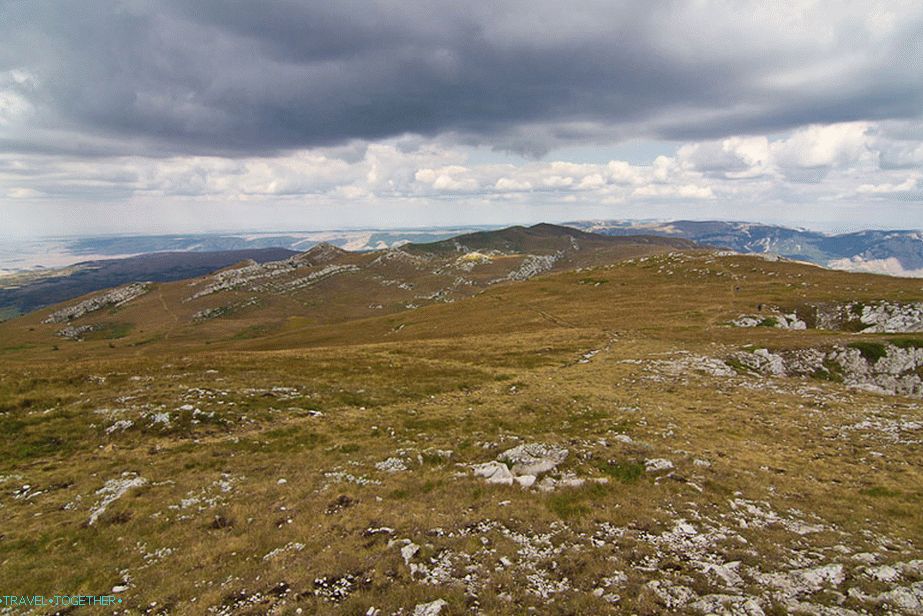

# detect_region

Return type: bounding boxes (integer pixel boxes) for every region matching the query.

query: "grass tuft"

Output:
[847,341,888,363]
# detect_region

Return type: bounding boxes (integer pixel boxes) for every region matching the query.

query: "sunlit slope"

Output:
[0,225,699,358]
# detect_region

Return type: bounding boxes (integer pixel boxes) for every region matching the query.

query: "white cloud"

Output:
[856,173,921,197]
[770,122,872,171]
[828,256,923,278]
[415,165,479,192]
[495,177,532,191]
[1,119,921,231]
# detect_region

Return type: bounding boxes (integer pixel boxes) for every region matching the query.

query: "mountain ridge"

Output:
[569,219,923,276]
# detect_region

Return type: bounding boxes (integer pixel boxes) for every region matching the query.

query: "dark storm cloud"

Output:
[2,1,921,156]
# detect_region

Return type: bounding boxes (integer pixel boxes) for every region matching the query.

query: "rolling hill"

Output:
[0,247,298,321]
[0,224,696,352]
[0,224,921,615]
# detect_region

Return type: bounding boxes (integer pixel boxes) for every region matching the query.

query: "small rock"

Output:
[556,474,586,488]
[865,564,900,582]
[401,543,420,564]
[645,458,674,473]
[472,461,514,485]
[413,598,448,616]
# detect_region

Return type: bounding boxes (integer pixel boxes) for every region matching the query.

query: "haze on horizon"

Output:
[1,1,922,238]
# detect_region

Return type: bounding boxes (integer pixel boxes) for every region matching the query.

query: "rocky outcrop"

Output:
[472,442,569,488]
[56,324,98,340]
[498,443,569,476]
[370,248,431,267]
[43,283,150,323]
[294,242,346,266]
[189,258,358,300]
[813,301,923,333]
[278,264,360,292]
[733,302,923,334]
[732,311,806,330]
[502,253,560,282]
[730,343,923,397]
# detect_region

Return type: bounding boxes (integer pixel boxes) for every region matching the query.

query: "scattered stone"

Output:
[313,573,357,603]
[326,494,355,515]
[105,419,134,434]
[375,457,408,473]
[263,542,305,561]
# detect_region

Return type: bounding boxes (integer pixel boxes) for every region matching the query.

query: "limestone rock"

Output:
[413,599,447,616]
[498,442,568,477]
[645,458,674,473]
[472,461,514,485]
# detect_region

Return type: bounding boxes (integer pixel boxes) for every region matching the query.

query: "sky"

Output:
[1,1,922,238]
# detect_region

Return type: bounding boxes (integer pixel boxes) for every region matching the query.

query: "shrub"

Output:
[848,341,887,363]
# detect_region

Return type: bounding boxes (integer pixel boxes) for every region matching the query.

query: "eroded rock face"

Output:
[859,302,923,333]
[43,283,150,323]
[189,260,359,300]
[56,324,98,339]
[501,254,560,282]
[730,344,923,397]
[733,302,923,334]
[814,301,923,333]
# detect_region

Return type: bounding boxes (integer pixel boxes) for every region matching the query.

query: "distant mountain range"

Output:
[2,219,922,321]
[568,220,923,278]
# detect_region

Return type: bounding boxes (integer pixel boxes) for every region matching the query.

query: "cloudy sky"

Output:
[1,0,922,238]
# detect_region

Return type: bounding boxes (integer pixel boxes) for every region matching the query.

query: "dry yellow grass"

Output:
[0,249,921,614]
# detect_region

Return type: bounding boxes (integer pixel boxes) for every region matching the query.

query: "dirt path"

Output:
[158,288,179,339]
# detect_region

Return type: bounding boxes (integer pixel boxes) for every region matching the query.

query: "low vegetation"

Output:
[0,238,921,614]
